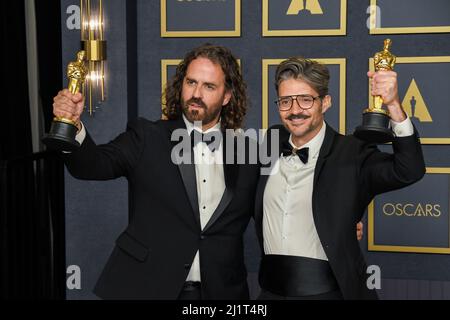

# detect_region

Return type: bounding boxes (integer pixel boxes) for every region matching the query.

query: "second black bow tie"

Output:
[281,142,309,164]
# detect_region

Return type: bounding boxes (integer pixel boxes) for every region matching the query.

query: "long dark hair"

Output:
[163,44,248,130]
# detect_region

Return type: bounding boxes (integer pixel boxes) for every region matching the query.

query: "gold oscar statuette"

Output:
[42,50,88,150]
[354,39,396,143]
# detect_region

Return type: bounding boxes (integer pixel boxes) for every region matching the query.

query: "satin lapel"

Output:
[254,172,269,239]
[167,119,201,227]
[177,161,201,227]
[202,132,238,232]
[311,124,336,226]
[313,123,336,187]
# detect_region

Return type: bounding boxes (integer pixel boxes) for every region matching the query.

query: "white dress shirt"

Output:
[262,118,414,261]
[182,115,225,282]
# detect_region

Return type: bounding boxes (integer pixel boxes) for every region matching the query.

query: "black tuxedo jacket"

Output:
[64,117,259,299]
[254,123,425,299]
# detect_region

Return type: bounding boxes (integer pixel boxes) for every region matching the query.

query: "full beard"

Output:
[182,97,222,127]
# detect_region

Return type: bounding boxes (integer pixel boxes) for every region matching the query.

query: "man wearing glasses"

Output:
[254,57,425,299]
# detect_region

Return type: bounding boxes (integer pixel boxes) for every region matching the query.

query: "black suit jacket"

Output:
[64,117,259,299]
[254,123,425,299]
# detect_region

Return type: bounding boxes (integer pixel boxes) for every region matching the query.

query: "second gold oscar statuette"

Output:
[354,39,396,143]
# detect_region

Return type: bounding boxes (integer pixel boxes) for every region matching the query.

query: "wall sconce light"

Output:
[42,0,107,150]
[81,0,106,115]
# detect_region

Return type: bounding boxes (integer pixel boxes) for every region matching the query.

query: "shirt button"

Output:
[202,206,206,210]
[203,179,206,183]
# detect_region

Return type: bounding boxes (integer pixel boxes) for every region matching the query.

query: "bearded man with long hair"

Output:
[54,44,259,299]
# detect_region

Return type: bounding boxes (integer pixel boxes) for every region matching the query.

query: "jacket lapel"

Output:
[311,123,336,228]
[313,123,336,187]
[178,161,201,227]
[166,119,201,228]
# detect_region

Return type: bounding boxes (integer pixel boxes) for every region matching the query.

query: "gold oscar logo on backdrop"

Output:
[287,0,323,15]
[402,78,433,122]
[382,202,441,218]
[263,0,345,36]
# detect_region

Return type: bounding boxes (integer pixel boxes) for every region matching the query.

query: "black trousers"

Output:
[258,288,343,300]
[177,281,202,300]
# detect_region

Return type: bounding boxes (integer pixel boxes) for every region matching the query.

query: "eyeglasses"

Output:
[275,94,323,111]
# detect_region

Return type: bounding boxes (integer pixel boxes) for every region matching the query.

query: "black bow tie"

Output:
[281,141,309,164]
[190,130,221,151]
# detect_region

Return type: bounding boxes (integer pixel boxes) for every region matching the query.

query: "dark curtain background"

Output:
[0,0,66,299]
[0,1,32,159]
[36,0,63,133]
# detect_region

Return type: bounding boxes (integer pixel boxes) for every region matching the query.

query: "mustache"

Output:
[286,114,309,121]
[185,98,207,109]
